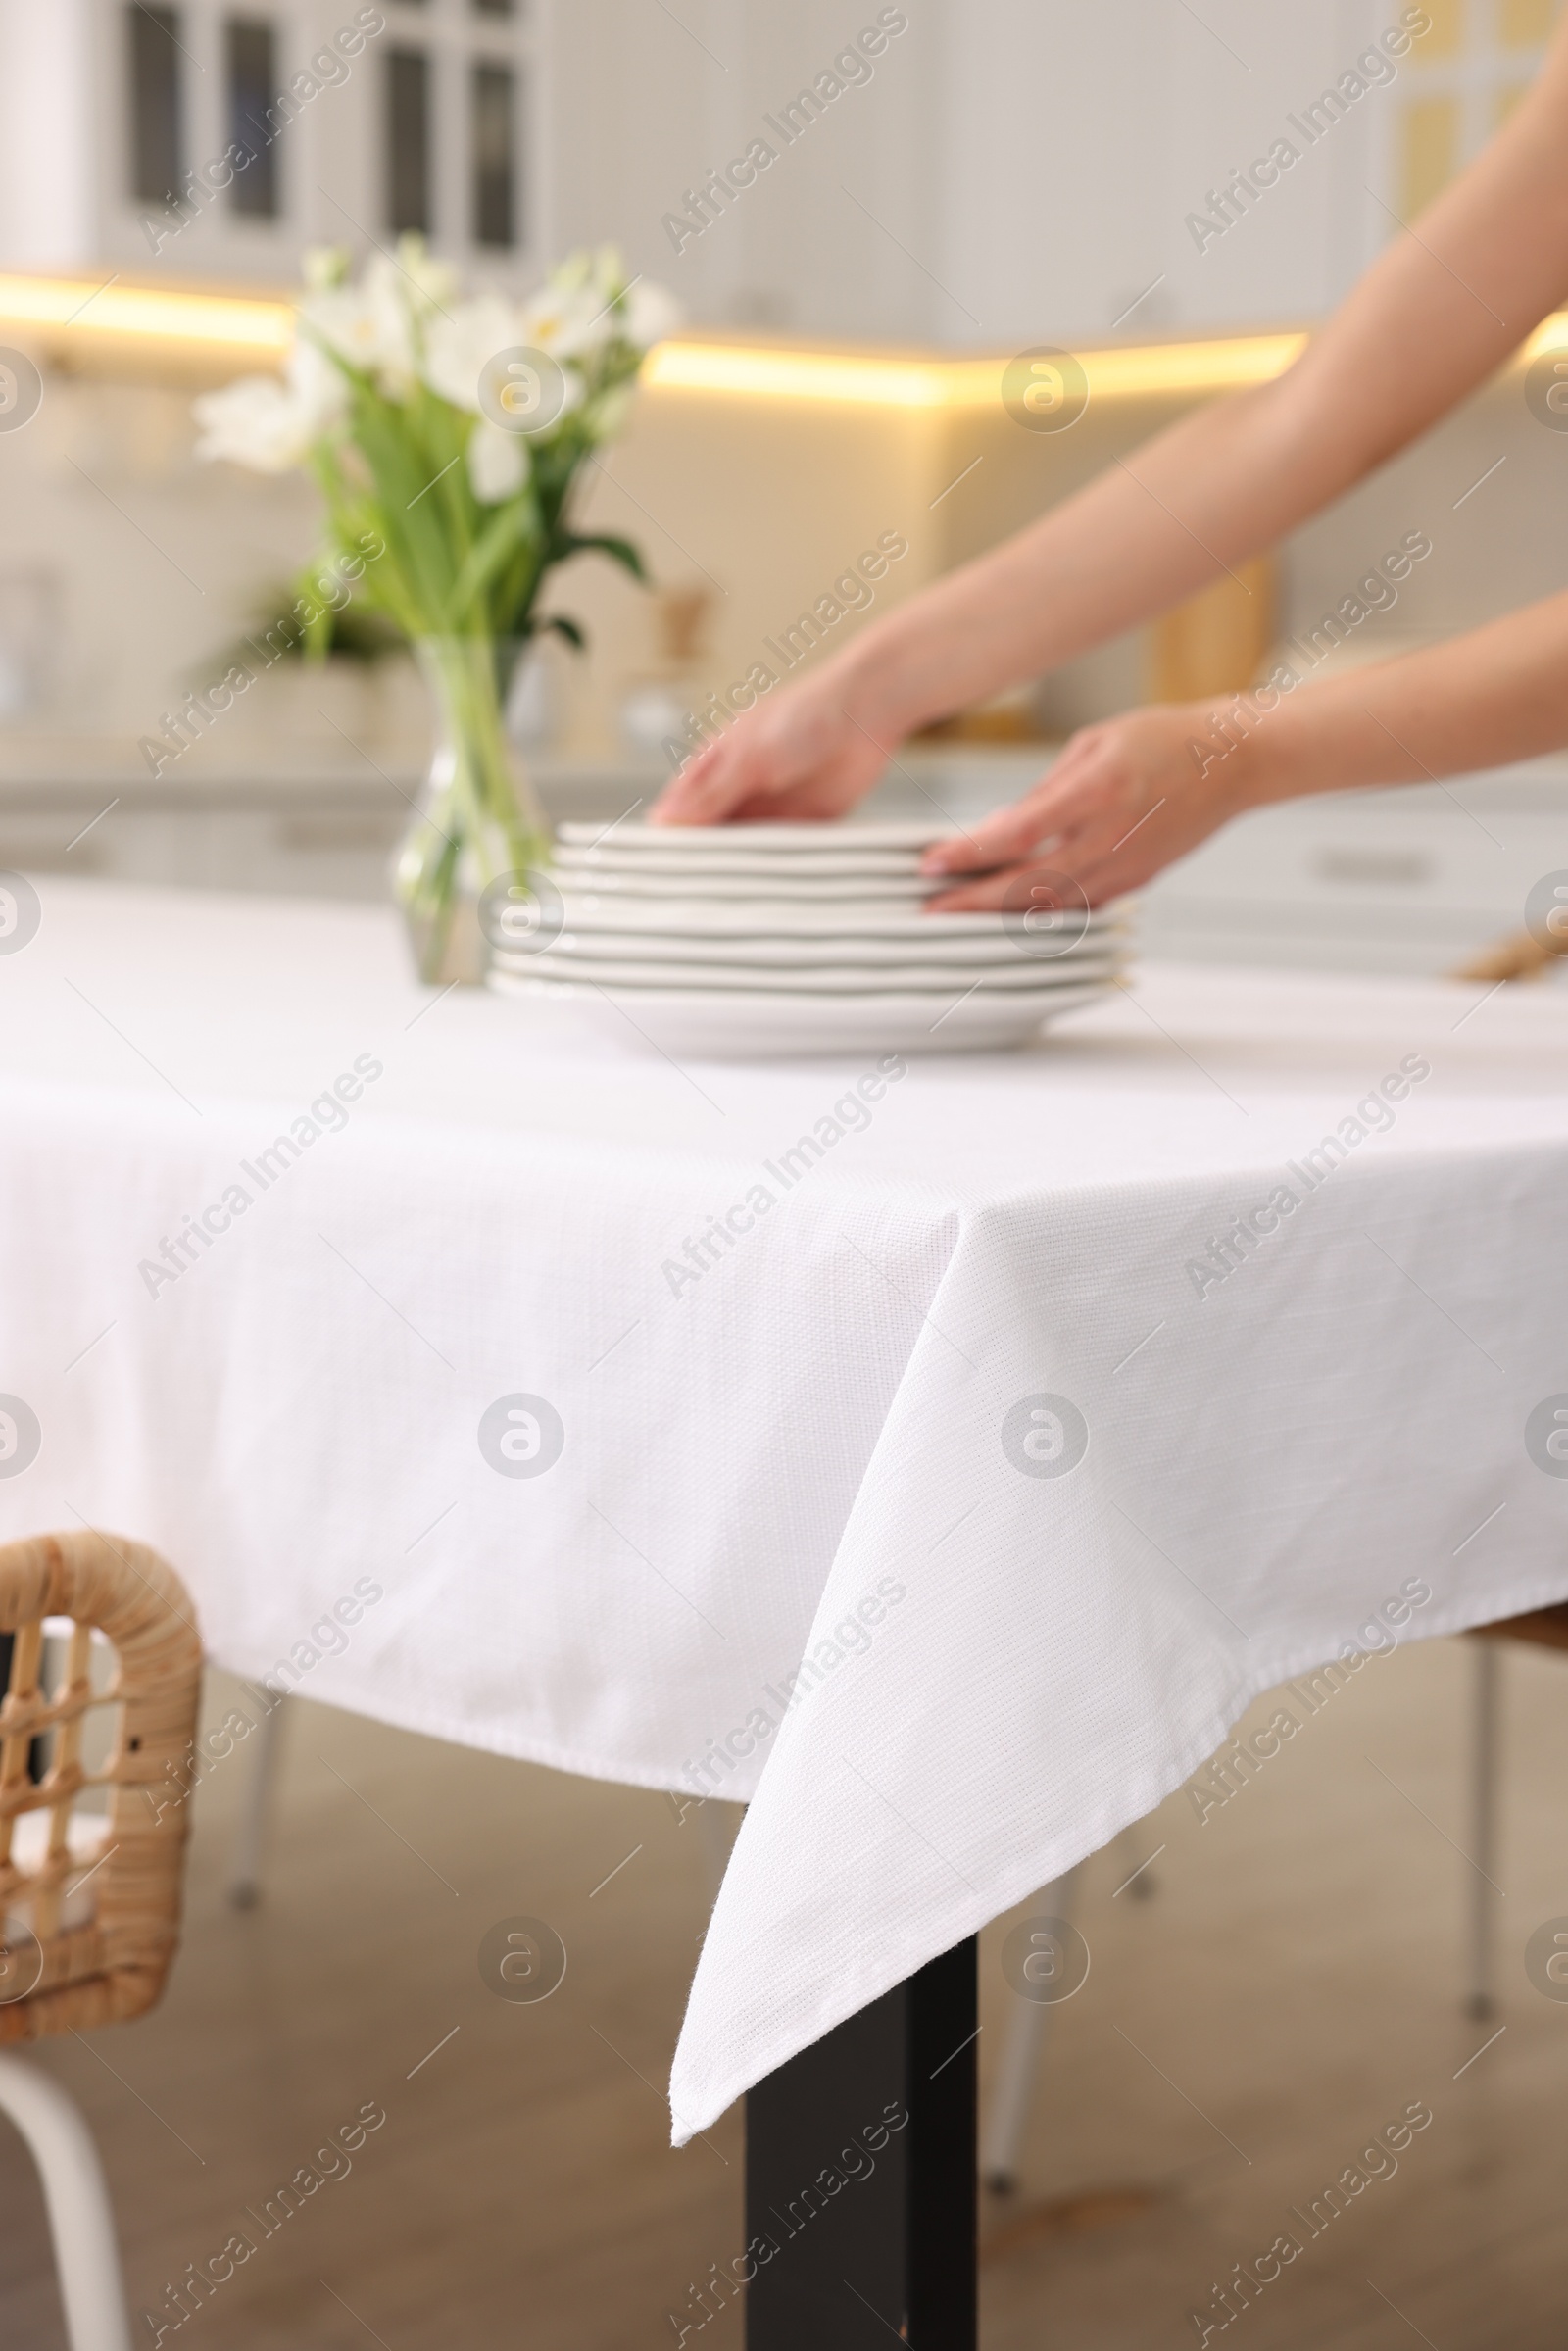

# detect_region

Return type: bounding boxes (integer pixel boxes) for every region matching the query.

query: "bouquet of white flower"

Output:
[195,237,678,980]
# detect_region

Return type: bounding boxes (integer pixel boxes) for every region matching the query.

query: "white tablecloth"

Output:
[4,881,1568,2140]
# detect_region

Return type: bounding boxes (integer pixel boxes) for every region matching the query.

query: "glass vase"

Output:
[394,636,554,985]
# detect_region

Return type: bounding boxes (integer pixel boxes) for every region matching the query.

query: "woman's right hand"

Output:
[648,661,897,826]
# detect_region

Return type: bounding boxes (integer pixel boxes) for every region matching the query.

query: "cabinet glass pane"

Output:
[471,62,516,247]
[127,5,183,205]
[227,19,279,218]
[386,48,432,235]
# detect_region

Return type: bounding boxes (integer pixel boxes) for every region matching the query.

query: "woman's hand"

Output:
[920,703,1261,910]
[648,661,893,825]
[649,24,1568,849]
[649,679,1266,906]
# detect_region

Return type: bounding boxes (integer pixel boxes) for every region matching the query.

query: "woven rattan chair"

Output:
[0,1530,202,2351]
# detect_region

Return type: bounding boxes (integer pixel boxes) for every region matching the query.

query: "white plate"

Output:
[509,951,1127,994]
[554,846,933,881]
[488,972,1112,1055]
[559,874,938,905]
[557,927,1126,962]
[497,942,1128,981]
[556,820,946,853]
[553,901,1128,945]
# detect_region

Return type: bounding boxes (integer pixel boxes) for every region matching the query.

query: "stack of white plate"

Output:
[487,822,1131,1055]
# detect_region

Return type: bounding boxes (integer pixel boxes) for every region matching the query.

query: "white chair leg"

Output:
[981,1864,1082,2194]
[1466,1641,1501,2020]
[0,2052,132,2351]
[227,1695,288,1910]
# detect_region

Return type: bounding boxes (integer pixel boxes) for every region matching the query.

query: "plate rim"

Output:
[489,974,1115,1005]
[555,819,950,850]
[545,913,1127,940]
[507,960,1126,996]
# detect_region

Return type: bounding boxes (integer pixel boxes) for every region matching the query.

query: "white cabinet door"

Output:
[1140,774,1568,973]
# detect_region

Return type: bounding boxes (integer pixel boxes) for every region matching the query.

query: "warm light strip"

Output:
[0,274,292,355]
[643,342,951,408]
[1074,332,1308,400]
[0,270,1562,406]
[643,331,1312,408]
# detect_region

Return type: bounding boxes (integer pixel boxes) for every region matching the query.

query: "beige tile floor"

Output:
[1,1629,1565,2348]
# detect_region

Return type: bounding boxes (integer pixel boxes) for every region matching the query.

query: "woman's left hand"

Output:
[918,701,1266,911]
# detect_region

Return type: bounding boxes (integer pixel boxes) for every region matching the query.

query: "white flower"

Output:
[193,377,303,471]
[300,272,415,393]
[517,280,615,362]
[521,251,678,356]
[621,280,681,350]
[423,296,522,413]
[588,244,626,298]
[467,417,530,503]
[550,249,599,296]
[194,238,651,481]
[386,233,459,318]
[300,242,463,397]
[288,336,352,434]
[192,339,348,471]
[302,245,351,293]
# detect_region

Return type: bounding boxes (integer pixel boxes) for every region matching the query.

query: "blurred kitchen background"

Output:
[0,0,1564,970]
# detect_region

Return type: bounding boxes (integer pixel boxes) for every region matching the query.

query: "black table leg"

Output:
[745,1935,977,2349]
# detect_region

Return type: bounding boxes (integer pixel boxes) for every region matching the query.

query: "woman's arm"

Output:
[653,16,1568,828]
[923,590,1568,909]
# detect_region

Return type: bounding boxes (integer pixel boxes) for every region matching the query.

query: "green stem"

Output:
[394,638,552,979]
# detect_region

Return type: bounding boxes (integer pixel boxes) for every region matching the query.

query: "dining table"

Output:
[4,873,1568,2347]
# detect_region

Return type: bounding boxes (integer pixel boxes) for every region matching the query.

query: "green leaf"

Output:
[539,613,587,651]
[554,530,651,584]
[298,592,336,662]
[447,497,542,631]
[287,331,650,645]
